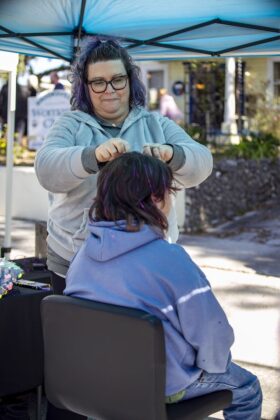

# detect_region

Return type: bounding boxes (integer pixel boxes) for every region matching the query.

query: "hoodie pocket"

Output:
[72,208,90,252]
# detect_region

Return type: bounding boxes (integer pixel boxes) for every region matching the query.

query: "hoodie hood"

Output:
[85,221,161,262]
[68,107,149,132]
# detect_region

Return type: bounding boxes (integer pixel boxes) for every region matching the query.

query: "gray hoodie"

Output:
[35,107,213,262]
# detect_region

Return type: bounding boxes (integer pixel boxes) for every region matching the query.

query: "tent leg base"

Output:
[0,247,12,258]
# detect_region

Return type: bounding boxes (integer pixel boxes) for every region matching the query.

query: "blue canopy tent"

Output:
[0,0,279,61]
[0,0,279,256]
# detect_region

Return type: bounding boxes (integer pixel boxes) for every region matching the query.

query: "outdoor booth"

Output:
[0,0,279,259]
[0,1,279,418]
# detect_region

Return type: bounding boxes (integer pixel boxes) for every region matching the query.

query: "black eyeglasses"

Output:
[87,75,128,93]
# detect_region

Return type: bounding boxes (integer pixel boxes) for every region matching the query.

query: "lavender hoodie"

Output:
[65,221,234,396]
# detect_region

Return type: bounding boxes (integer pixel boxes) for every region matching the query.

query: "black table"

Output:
[13,257,52,284]
[0,286,51,419]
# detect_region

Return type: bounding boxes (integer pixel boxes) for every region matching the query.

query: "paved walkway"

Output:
[0,209,279,419]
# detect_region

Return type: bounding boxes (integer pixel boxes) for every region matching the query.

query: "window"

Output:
[137,62,168,110]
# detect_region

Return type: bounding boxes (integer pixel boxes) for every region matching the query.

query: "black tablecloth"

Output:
[0,286,51,397]
[13,257,52,283]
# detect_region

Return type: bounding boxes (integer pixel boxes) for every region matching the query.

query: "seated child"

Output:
[64,151,262,419]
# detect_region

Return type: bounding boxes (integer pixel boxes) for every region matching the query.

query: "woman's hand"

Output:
[143,144,174,162]
[95,138,130,163]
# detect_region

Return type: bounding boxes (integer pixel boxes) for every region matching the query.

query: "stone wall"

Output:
[184,158,280,232]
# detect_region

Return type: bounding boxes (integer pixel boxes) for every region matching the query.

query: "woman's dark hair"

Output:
[89,152,179,233]
[70,37,146,114]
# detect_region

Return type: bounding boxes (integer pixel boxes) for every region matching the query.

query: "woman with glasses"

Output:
[35,37,213,296]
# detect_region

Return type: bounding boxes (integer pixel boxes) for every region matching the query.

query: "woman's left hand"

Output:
[143,144,173,162]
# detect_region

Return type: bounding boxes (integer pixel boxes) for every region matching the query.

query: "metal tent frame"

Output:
[0,18,279,62]
[0,0,279,61]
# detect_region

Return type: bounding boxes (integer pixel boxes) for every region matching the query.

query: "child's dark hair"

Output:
[89,152,179,233]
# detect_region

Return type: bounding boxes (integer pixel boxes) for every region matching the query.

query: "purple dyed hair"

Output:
[69,37,146,114]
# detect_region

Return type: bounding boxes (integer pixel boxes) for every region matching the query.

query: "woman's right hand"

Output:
[95,138,130,163]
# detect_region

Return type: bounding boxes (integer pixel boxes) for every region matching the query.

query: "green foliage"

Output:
[0,72,8,82]
[0,136,26,159]
[0,137,6,156]
[245,79,280,140]
[0,124,7,156]
[223,133,280,160]
[251,102,280,140]
[0,125,35,165]
[184,123,207,145]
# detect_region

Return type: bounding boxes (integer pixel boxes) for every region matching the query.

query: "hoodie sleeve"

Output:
[35,112,90,193]
[169,247,234,373]
[160,116,213,188]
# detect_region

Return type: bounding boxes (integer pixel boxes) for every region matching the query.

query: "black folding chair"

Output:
[41,295,232,419]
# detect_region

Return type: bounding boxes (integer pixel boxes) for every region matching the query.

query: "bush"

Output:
[245,79,280,140]
[184,123,207,145]
[0,136,6,156]
[0,126,35,166]
[223,132,280,160]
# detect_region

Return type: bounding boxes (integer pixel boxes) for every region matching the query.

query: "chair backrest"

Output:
[41,295,167,420]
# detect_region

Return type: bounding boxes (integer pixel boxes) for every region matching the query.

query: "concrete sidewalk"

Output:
[0,215,280,419]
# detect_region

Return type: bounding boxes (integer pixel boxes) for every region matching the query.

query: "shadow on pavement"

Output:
[213,284,280,310]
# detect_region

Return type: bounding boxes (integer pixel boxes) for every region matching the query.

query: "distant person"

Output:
[50,71,64,90]
[27,74,38,97]
[0,82,28,144]
[65,151,262,419]
[159,87,183,124]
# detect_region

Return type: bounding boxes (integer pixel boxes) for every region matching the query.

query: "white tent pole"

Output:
[3,68,17,258]
[221,58,239,144]
[224,58,237,130]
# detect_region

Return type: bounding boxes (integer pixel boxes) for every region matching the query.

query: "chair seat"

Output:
[166,390,232,419]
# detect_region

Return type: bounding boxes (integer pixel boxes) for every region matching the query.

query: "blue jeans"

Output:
[182,362,262,419]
